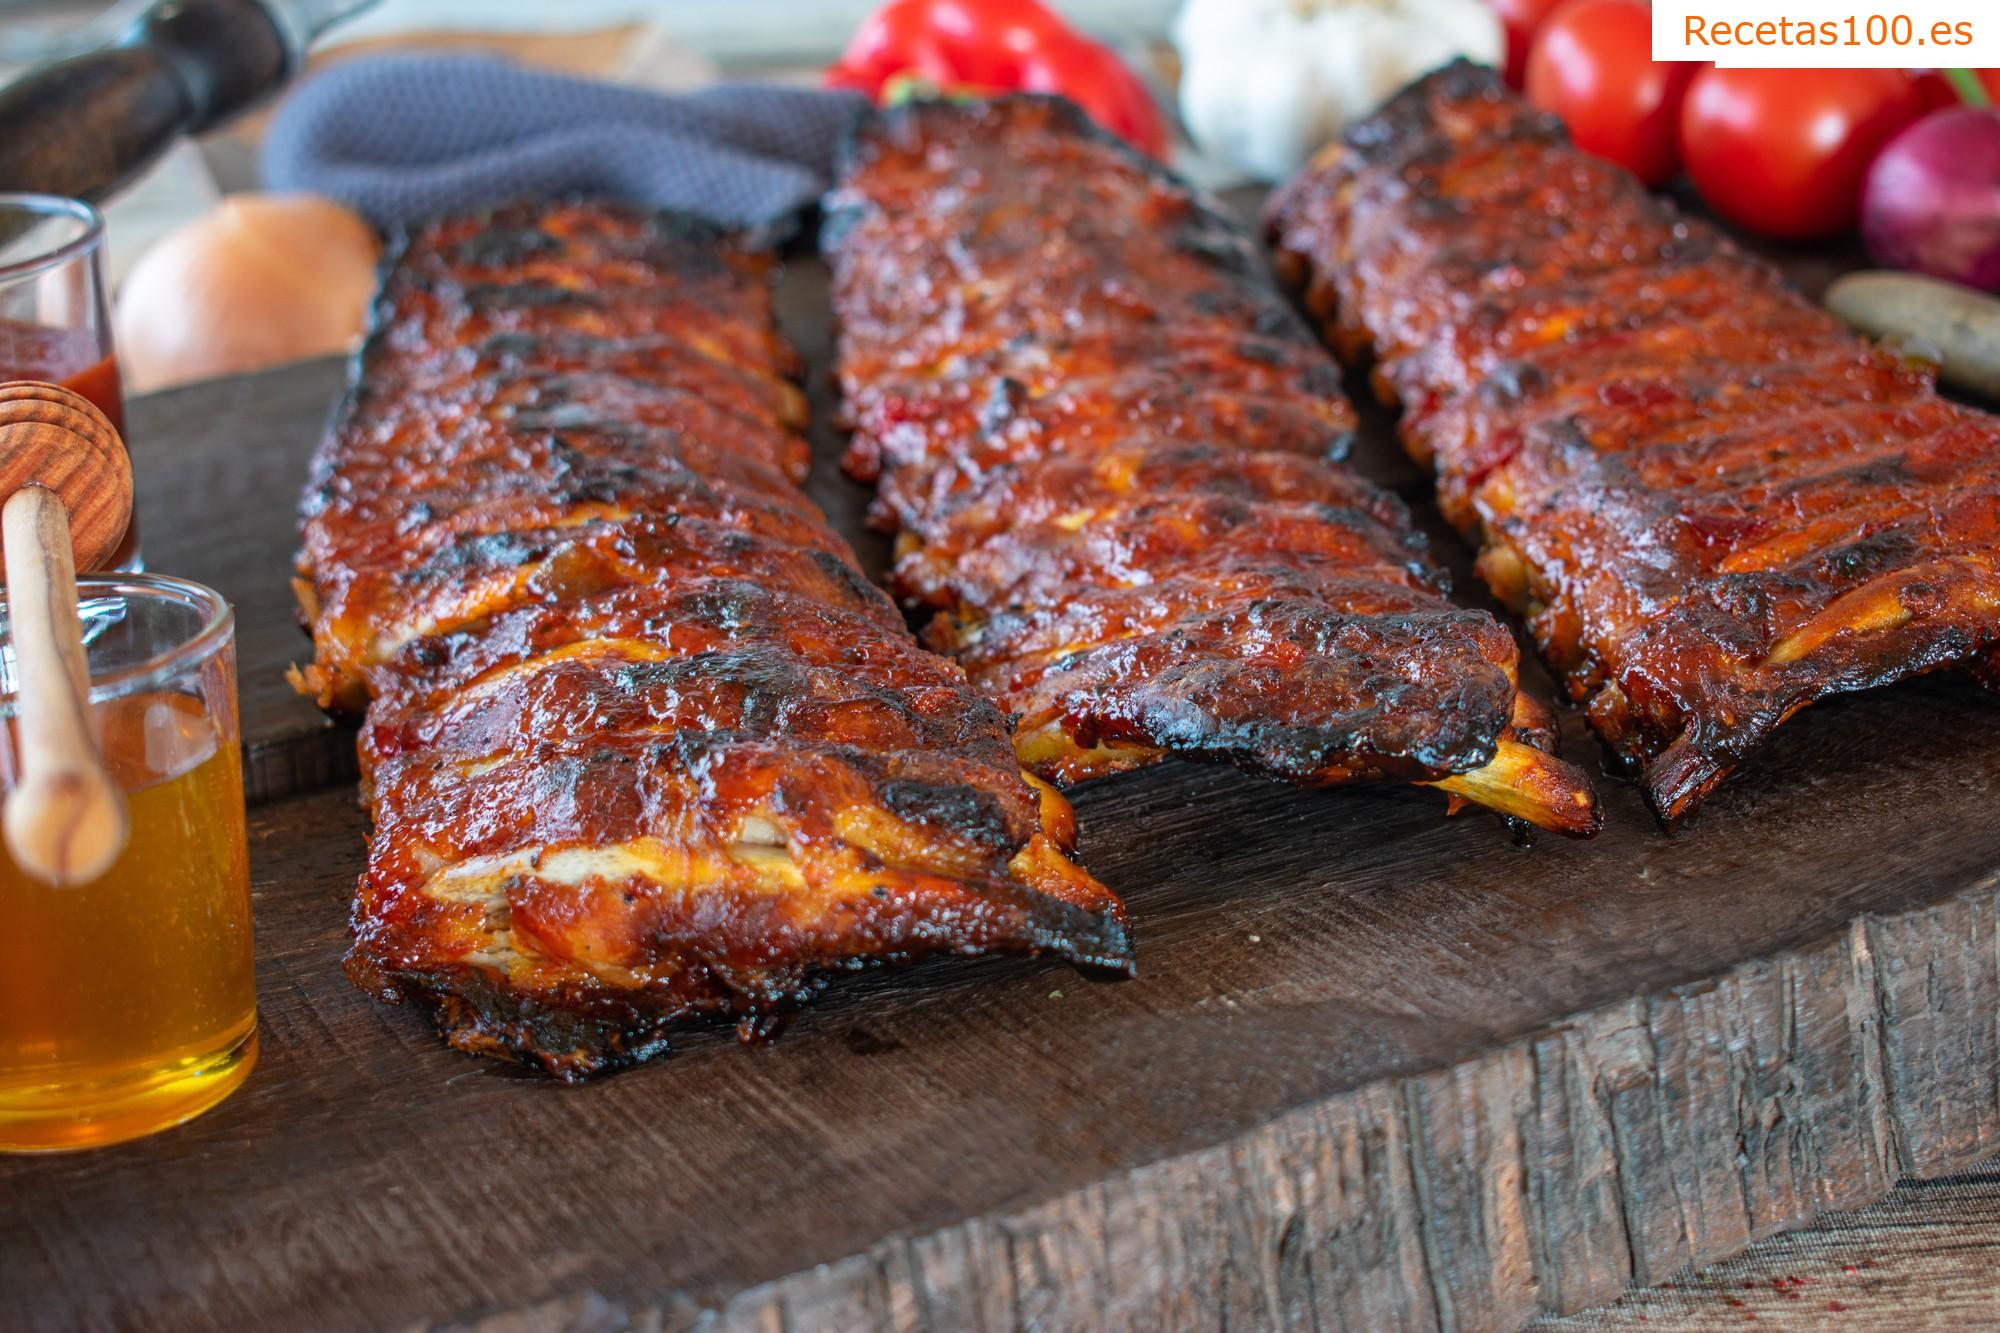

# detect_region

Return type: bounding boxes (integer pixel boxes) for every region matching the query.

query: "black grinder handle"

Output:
[0,0,292,203]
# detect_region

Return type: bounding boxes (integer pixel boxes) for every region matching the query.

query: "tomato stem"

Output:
[1944,68,1992,107]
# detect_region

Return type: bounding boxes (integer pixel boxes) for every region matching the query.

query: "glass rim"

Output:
[0,193,106,284]
[2,573,233,705]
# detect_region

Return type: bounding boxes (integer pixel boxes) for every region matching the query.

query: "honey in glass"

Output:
[0,577,254,1151]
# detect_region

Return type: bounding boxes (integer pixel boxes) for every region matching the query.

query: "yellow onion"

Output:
[114,194,380,393]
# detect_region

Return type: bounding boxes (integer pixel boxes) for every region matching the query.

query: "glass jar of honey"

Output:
[0,574,254,1151]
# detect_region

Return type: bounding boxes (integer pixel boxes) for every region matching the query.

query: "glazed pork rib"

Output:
[1266,62,2000,823]
[294,200,1130,1079]
[825,96,1598,836]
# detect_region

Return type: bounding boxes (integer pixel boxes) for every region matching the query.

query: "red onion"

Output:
[1861,105,2000,293]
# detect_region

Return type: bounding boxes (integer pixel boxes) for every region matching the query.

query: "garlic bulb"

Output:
[1175,0,1504,181]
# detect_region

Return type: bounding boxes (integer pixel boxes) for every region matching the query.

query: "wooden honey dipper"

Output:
[0,381,134,886]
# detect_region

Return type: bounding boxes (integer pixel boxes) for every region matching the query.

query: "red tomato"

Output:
[1489,0,1568,88]
[1525,0,1699,187]
[1912,68,2000,111]
[1679,68,1927,240]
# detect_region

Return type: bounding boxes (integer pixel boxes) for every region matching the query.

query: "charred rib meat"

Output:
[825,96,1598,836]
[1266,62,2000,823]
[294,200,1130,1079]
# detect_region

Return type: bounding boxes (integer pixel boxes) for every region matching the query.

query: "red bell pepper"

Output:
[825,0,1167,157]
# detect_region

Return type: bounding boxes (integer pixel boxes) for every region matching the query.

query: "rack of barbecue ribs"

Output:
[823,96,1599,837]
[292,200,1131,1079]
[1266,62,2000,824]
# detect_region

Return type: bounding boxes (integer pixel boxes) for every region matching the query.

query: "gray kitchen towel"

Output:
[263,54,869,232]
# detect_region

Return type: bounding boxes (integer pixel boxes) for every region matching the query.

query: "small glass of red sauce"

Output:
[0,194,135,569]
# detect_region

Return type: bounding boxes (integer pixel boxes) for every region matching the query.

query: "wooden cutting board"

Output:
[3,248,1998,1333]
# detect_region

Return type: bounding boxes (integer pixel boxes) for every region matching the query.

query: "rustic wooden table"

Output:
[1534,1167,2000,1329]
[1,244,1996,1332]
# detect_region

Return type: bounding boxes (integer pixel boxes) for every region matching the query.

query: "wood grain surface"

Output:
[120,353,350,805]
[1531,1168,2000,1329]
[3,242,1997,1332]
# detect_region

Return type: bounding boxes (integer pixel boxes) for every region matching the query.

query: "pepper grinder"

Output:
[0,0,377,204]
